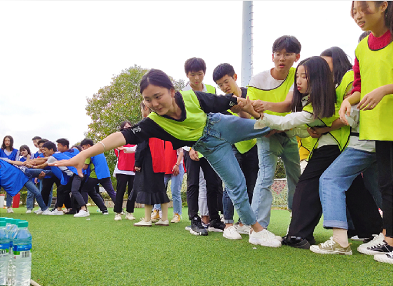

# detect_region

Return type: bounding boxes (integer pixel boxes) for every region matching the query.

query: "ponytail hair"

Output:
[291,57,336,119]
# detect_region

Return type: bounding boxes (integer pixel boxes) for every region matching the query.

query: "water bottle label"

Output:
[0,243,10,250]
[13,251,30,259]
[12,244,32,252]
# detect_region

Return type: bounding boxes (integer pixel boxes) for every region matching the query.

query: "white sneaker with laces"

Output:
[114,213,122,221]
[52,209,64,216]
[74,209,90,218]
[125,213,135,220]
[26,210,32,214]
[357,233,385,255]
[249,229,282,248]
[41,209,53,215]
[235,224,251,234]
[223,226,242,240]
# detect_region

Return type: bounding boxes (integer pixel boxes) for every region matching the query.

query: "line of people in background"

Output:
[1,1,392,266]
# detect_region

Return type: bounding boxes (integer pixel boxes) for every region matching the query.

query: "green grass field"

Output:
[1,207,392,286]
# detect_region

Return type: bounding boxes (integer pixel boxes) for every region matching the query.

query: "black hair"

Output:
[80,138,94,147]
[184,57,207,74]
[291,56,336,119]
[272,35,301,54]
[119,121,132,131]
[351,1,393,42]
[140,69,174,94]
[320,47,352,86]
[358,31,371,42]
[56,138,70,148]
[1,135,14,150]
[212,63,236,83]
[19,144,31,155]
[42,141,57,152]
[31,136,42,141]
[37,139,48,146]
[71,145,82,152]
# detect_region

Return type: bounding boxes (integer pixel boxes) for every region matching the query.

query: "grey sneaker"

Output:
[310,237,352,255]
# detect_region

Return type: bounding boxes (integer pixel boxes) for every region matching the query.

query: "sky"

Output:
[0,1,362,154]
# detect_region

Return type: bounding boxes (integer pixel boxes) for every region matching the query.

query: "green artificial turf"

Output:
[1,207,392,286]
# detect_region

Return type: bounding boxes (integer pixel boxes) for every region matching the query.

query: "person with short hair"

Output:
[247,35,302,243]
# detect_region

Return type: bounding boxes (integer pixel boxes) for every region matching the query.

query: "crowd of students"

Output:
[1,1,392,265]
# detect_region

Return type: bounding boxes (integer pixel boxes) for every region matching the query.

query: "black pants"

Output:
[80,177,108,212]
[288,145,382,241]
[41,176,72,208]
[98,177,117,202]
[114,174,135,213]
[184,151,221,221]
[376,141,393,237]
[234,144,259,203]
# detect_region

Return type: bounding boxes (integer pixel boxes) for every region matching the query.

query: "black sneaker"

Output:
[190,216,208,236]
[208,219,225,232]
[282,235,311,249]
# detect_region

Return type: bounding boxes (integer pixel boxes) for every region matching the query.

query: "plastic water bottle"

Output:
[0,221,10,286]
[6,219,19,286]
[11,221,32,286]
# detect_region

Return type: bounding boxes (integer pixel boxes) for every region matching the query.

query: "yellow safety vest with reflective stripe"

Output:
[356,35,393,141]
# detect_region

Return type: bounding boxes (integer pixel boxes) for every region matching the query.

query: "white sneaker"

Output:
[235,224,251,235]
[155,219,169,226]
[26,210,32,214]
[249,229,282,248]
[7,208,13,213]
[134,219,152,227]
[74,210,90,218]
[374,251,393,264]
[41,209,53,215]
[357,233,385,255]
[52,209,64,216]
[125,213,135,220]
[171,213,181,223]
[223,226,242,240]
[34,208,42,214]
[114,213,122,221]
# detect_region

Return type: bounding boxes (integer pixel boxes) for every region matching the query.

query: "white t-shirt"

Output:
[182,83,208,92]
[248,69,294,92]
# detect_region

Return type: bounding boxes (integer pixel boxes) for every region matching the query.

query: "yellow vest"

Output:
[247,67,296,116]
[303,103,345,158]
[205,84,216,95]
[335,70,354,150]
[148,90,207,142]
[356,36,393,140]
[297,136,314,161]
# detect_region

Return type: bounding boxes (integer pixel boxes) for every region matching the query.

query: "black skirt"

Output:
[133,143,169,205]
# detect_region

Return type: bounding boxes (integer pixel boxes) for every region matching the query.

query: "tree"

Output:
[85,65,186,183]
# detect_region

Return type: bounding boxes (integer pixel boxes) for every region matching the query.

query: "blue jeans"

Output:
[193,113,270,226]
[320,147,380,229]
[251,134,300,228]
[154,163,185,215]
[223,145,258,224]
[24,180,48,211]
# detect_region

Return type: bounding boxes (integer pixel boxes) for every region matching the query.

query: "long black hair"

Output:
[1,135,14,150]
[320,47,352,86]
[291,57,336,119]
